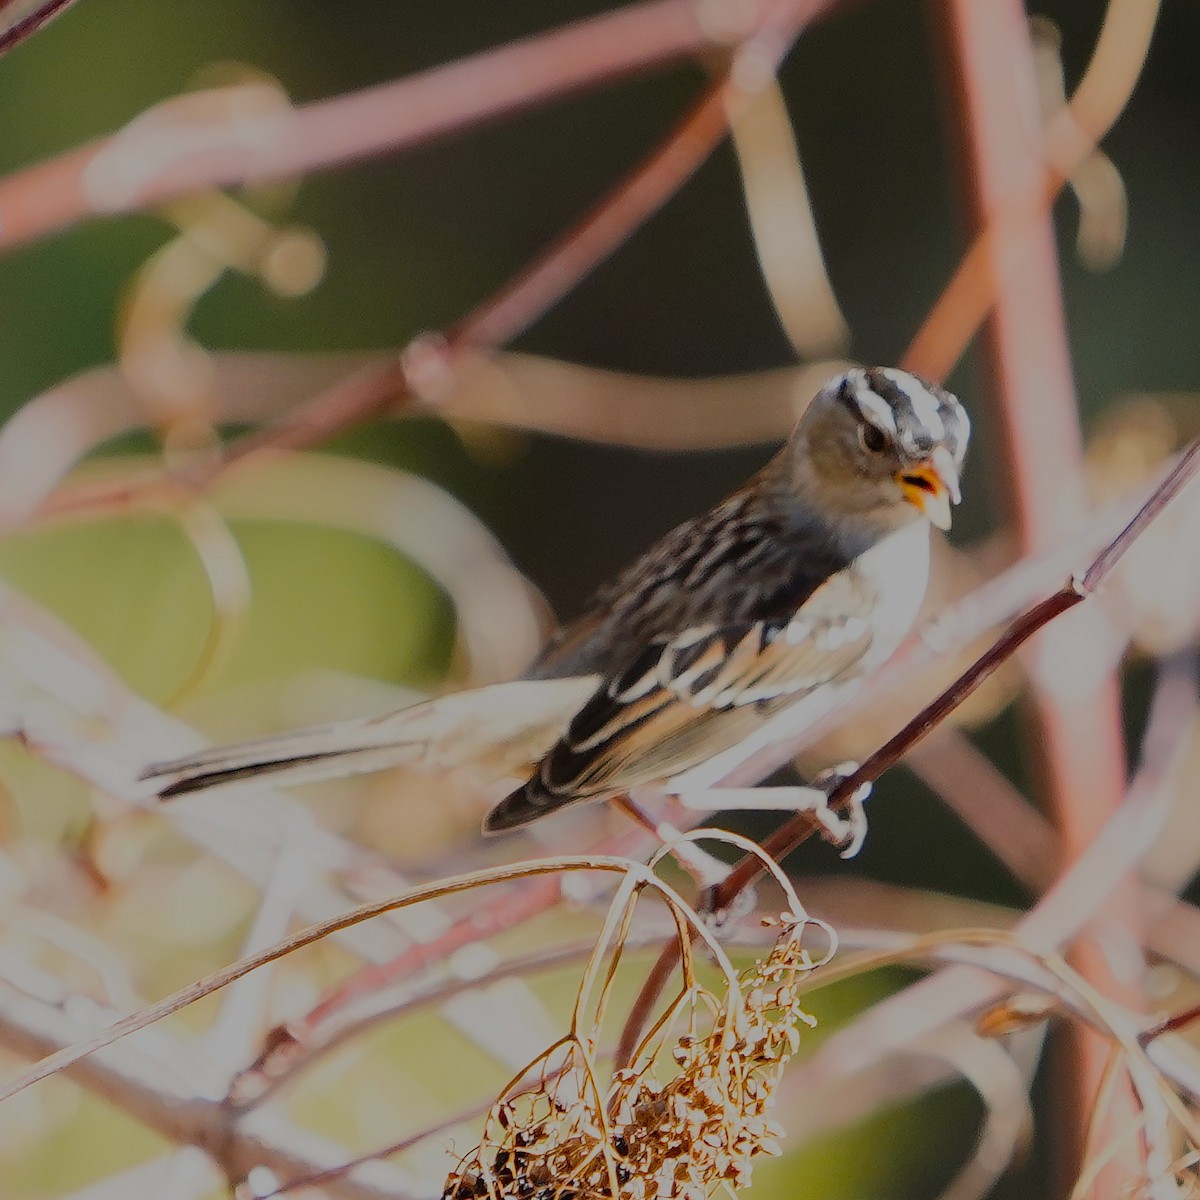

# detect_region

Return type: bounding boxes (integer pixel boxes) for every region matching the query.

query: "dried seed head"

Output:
[442,922,821,1200]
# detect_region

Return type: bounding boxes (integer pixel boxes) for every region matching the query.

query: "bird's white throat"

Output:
[852,518,931,668]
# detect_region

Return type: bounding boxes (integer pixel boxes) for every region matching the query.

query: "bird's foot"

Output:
[811,761,872,859]
[673,765,872,859]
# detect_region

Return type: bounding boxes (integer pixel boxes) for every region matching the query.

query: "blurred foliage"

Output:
[0,517,451,701]
[0,0,1197,1197]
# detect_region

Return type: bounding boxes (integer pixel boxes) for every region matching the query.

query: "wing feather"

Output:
[535,568,877,800]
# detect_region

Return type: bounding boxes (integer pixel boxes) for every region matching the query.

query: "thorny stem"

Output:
[615,442,1200,1071]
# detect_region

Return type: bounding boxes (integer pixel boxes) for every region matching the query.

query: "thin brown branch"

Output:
[735,443,1200,905]
[0,0,82,54]
[1142,1003,1200,1047]
[782,649,1200,1128]
[228,874,565,1106]
[235,934,635,1111]
[230,807,676,1108]
[213,359,410,470]
[616,442,1200,1070]
[263,1112,475,1199]
[444,70,741,353]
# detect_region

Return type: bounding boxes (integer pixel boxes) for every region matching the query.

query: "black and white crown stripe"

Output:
[838,367,970,464]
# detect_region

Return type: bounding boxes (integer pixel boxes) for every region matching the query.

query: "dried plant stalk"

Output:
[445,833,829,1200]
[444,917,821,1200]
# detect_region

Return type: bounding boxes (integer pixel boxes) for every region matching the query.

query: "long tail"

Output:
[141,677,597,801]
[141,715,422,798]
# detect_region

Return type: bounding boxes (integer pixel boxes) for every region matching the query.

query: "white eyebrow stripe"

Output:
[951,403,970,460]
[887,369,946,440]
[852,382,898,433]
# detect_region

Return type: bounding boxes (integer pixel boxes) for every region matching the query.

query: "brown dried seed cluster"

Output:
[444,919,817,1200]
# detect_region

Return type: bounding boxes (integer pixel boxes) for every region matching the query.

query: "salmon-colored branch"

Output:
[0,2,838,523]
[193,0,832,475]
[933,0,1141,1186]
[0,0,834,253]
[904,0,1160,381]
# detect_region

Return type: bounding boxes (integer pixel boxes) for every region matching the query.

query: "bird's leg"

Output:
[672,762,872,859]
[608,794,731,889]
[812,761,872,858]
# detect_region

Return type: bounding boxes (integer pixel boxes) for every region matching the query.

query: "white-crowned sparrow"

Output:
[142,367,970,841]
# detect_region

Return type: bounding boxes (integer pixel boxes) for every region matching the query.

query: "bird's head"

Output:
[783,367,970,538]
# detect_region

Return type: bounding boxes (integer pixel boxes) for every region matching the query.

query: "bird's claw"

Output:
[811,761,872,859]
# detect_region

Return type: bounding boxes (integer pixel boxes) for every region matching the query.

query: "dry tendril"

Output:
[444,833,831,1200]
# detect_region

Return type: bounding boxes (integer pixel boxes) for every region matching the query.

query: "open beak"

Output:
[896,445,960,531]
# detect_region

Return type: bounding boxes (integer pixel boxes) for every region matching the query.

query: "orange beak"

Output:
[896,446,960,530]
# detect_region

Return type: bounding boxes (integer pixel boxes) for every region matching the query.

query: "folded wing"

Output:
[484,569,877,830]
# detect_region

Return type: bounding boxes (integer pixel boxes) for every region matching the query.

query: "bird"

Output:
[141,367,969,844]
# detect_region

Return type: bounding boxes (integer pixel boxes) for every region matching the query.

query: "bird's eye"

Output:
[858,423,889,454]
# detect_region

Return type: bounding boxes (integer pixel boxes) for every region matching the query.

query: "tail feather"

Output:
[482,774,580,833]
[141,677,598,802]
[142,716,423,798]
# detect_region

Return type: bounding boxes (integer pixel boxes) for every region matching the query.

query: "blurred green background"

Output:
[0,0,1197,1196]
